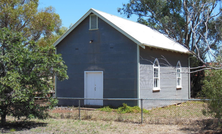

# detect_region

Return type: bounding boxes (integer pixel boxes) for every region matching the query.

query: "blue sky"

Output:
[38,0,138,28]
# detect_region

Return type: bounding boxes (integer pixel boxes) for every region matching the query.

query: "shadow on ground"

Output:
[0,121,47,133]
[180,118,222,133]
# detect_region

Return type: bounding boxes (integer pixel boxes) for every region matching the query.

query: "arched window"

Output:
[153,59,160,90]
[176,61,182,88]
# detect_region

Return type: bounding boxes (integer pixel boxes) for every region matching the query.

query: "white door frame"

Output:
[84,71,103,106]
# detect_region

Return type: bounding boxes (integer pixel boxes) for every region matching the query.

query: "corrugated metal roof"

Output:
[54,8,190,54]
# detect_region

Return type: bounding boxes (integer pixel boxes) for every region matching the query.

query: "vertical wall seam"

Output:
[137,45,141,107]
[188,56,191,99]
[55,48,57,97]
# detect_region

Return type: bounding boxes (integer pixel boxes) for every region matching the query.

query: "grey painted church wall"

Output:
[56,16,138,107]
[56,14,190,108]
[139,47,189,109]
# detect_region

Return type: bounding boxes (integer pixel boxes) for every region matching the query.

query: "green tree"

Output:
[37,26,68,47]
[202,64,222,125]
[0,0,61,44]
[0,28,68,124]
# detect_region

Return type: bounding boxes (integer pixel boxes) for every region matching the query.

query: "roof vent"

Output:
[89,14,98,30]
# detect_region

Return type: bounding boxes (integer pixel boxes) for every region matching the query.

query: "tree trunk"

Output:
[1,113,6,125]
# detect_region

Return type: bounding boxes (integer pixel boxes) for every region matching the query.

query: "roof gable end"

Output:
[53,8,190,54]
[53,8,143,48]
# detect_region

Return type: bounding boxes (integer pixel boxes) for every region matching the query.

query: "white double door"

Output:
[84,71,103,106]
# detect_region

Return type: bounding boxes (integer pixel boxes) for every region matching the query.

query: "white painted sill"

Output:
[89,28,99,30]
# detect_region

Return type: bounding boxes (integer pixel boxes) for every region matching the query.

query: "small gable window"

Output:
[89,14,98,30]
[176,61,182,89]
[153,58,160,91]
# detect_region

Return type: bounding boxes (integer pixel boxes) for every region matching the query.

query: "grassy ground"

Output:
[1,101,222,134]
[1,119,198,134]
[49,101,211,124]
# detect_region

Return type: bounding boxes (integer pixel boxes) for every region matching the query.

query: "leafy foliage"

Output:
[202,67,222,122]
[98,103,150,114]
[37,26,68,47]
[117,103,150,114]
[0,0,62,44]
[99,106,113,112]
[0,28,68,124]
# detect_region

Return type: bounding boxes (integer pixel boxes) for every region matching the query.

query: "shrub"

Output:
[117,103,150,114]
[202,69,222,125]
[99,106,113,112]
[99,103,150,114]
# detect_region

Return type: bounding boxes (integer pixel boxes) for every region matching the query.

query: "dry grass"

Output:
[2,119,200,134]
[49,101,212,125]
[1,101,222,133]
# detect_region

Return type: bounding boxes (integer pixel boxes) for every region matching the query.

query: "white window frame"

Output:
[153,58,160,91]
[176,61,182,89]
[89,14,98,30]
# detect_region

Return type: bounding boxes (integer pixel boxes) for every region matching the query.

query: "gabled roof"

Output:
[53,8,190,54]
